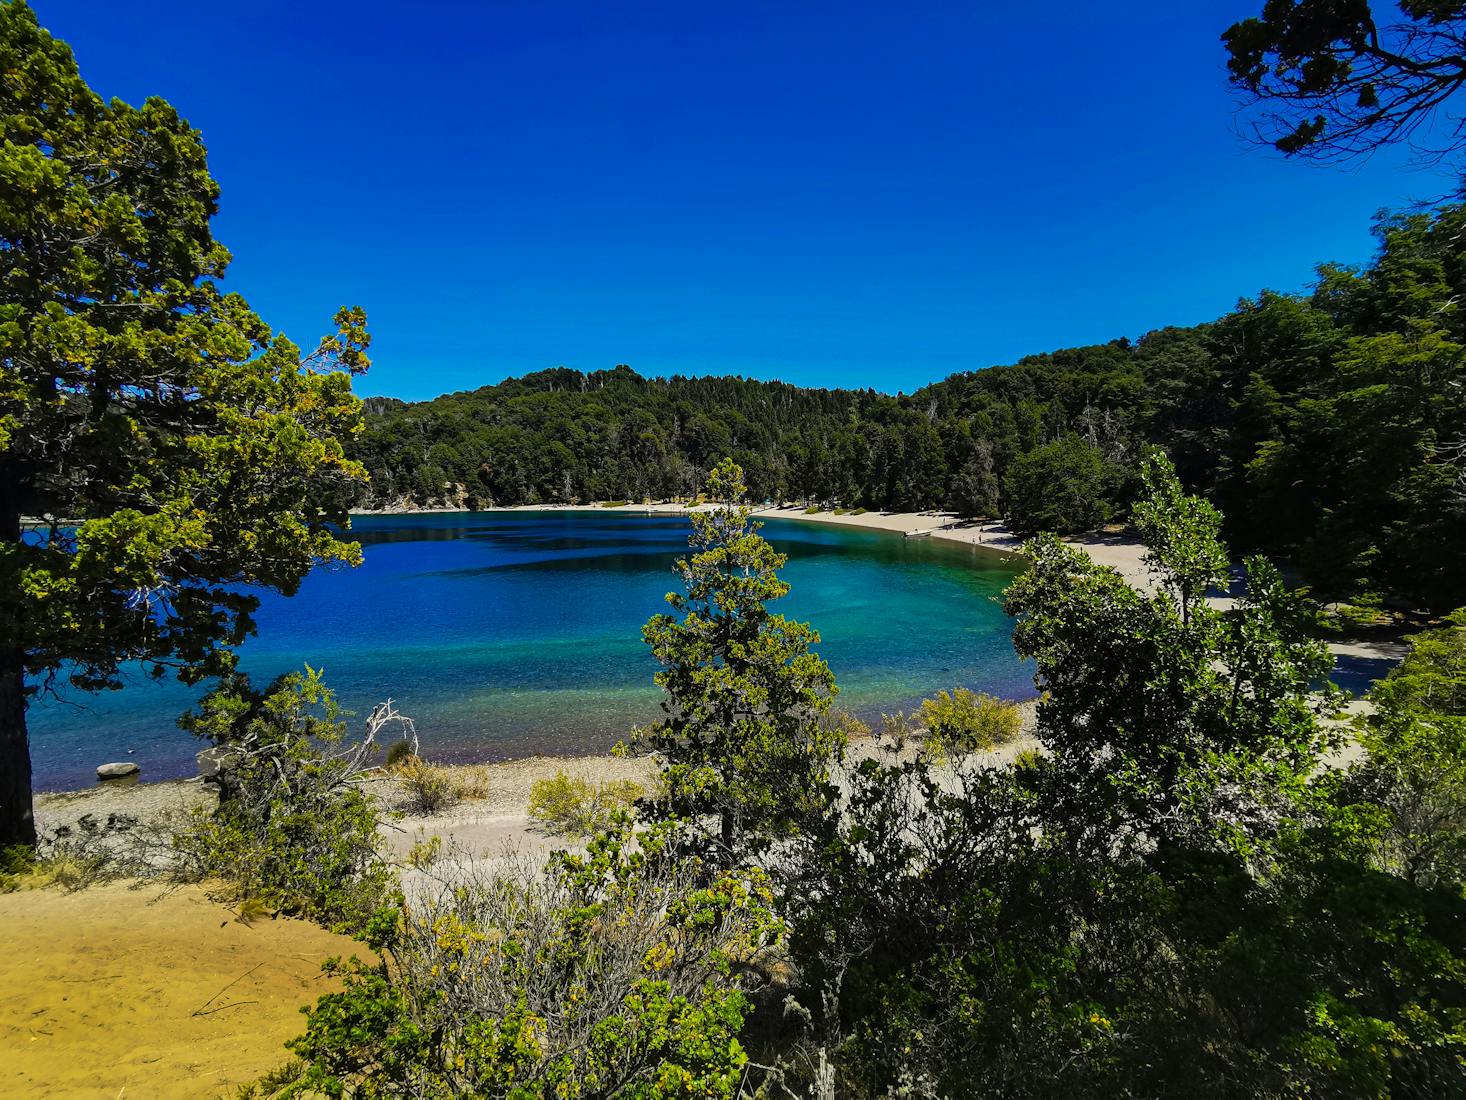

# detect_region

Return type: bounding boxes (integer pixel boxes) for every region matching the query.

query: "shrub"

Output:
[173,667,406,929]
[918,689,1023,756]
[823,709,873,744]
[527,771,644,837]
[0,845,106,893]
[394,759,490,815]
[384,739,419,768]
[804,505,822,514]
[406,834,443,870]
[395,759,456,814]
[278,823,779,1097]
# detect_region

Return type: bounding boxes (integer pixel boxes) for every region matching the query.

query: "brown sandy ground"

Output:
[0,881,361,1099]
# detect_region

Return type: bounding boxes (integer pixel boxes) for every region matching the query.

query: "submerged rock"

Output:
[96,761,140,781]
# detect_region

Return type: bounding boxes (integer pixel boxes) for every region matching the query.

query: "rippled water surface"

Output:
[30,511,1031,789]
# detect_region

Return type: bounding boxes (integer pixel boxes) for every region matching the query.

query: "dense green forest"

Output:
[354,204,1466,612]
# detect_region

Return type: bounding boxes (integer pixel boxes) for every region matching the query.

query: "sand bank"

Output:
[0,881,359,1098]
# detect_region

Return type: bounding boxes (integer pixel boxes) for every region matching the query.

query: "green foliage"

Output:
[405,833,443,871]
[528,770,645,837]
[786,454,1466,1096]
[1004,457,1339,843]
[0,1,370,847]
[275,821,780,1098]
[1132,450,1229,617]
[1003,436,1113,535]
[916,688,1022,756]
[639,459,845,865]
[173,668,391,929]
[392,758,489,815]
[1339,609,1466,888]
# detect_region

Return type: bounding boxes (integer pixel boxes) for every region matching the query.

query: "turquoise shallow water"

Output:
[28,511,1031,789]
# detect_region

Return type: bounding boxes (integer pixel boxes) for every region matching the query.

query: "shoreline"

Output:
[35,717,1042,865]
[35,508,1404,801]
[351,499,1155,585]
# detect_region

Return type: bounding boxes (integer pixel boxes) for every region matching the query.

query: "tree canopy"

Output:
[785,459,1466,1097]
[0,0,370,847]
[1224,0,1466,166]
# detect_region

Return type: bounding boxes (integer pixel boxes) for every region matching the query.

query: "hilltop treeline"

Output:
[354,204,1466,611]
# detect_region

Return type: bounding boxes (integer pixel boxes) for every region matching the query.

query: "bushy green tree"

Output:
[1003,436,1111,535]
[1005,451,1337,845]
[1339,609,1466,888]
[788,453,1465,1097]
[0,1,370,847]
[639,459,844,866]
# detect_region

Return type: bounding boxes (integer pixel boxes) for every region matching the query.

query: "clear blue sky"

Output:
[39,1,1455,401]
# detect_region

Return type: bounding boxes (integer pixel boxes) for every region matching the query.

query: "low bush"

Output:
[173,667,407,929]
[275,823,779,1097]
[0,845,105,892]
[384,739,419,769]
[804,505,822,514]
[918,688,1023,756]
[394,759,491,814]
[406,833,444,870]
[527,770,644,837]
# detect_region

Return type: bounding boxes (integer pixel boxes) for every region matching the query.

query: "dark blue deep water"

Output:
[28,511,1031,790]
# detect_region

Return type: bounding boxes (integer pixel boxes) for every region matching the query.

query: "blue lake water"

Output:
[28,511,1032,790]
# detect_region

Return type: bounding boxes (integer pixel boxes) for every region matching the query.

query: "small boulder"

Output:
[96,761,140,781]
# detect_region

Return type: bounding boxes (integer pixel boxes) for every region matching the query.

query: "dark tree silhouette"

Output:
[1224,1,1466,166]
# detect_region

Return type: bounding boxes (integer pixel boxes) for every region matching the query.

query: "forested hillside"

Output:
[354,203,1466,611]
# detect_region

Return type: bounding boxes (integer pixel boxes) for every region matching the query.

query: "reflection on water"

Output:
[30,511,1030,789]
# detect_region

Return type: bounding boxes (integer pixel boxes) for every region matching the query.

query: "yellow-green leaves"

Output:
[0,0,373,844]
[639,459,844,866]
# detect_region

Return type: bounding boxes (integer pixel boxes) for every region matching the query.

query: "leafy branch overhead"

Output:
[1224,0,1466,165]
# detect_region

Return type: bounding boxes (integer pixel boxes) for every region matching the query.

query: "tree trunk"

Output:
[720,807,735,858]
[0,648,33,850]
[0,480,34,850]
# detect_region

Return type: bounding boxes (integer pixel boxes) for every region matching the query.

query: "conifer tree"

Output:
[640,459,844,866]
[0,1,369,847]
